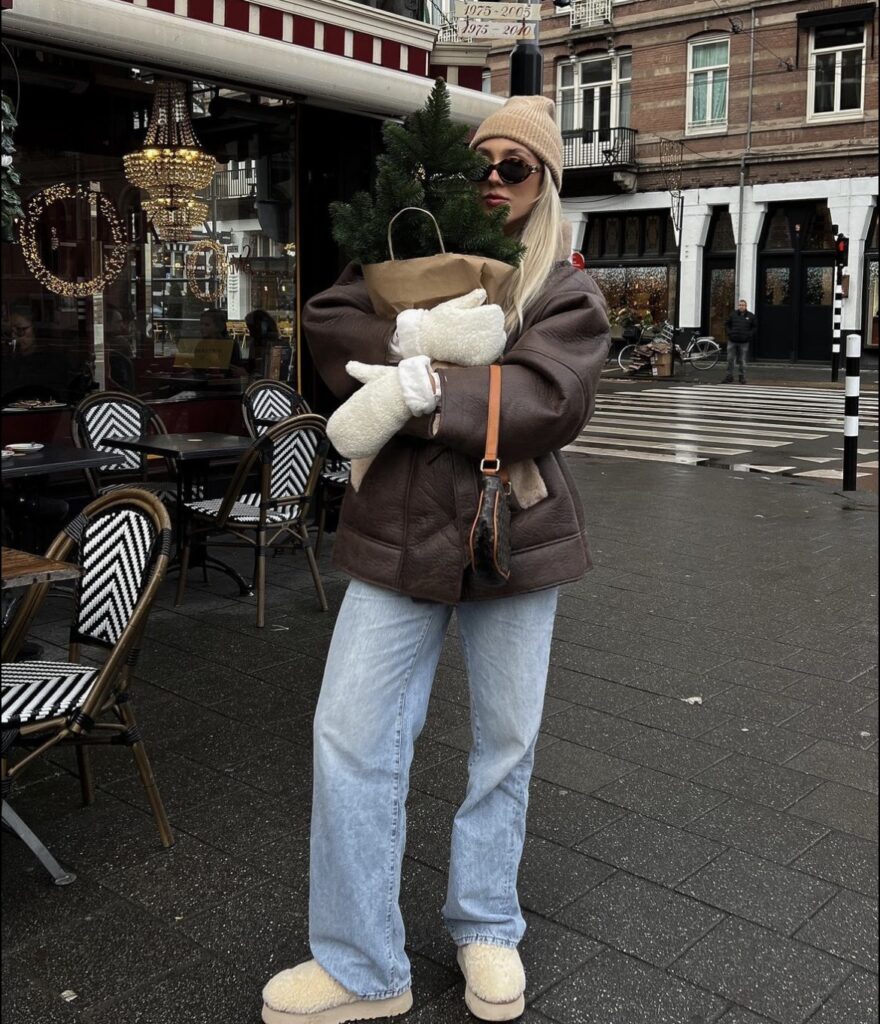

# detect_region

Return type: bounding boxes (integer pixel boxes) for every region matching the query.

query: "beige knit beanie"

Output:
[470,95,563,191]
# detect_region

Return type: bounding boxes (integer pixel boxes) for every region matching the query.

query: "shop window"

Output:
[589,265,675,326]
[708,209,736,253]
[764,267,791,305]
[1,45,299,409]
[809,21,865,119]
[805,266,833,306]
[604,217,621,257]
[804,204,834,250]
[687,37,729,134]
[644,215,661,255]
[624,216,640,255]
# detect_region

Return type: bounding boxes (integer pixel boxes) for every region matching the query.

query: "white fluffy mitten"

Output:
[393,288,506,365]
[326,356,438,460]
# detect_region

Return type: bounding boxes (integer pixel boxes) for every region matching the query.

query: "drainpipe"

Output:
[735,8,756,302]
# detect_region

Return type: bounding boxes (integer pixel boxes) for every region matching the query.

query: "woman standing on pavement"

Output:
[262,96,610,1024]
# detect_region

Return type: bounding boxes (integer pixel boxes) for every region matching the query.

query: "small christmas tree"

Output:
[330,80,523,267]
[1,93,25,243]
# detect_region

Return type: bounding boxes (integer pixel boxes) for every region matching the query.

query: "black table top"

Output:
[1,444,125,479]
[112,432,253,461]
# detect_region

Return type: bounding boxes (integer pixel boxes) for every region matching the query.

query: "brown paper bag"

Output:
[362,207,517,318]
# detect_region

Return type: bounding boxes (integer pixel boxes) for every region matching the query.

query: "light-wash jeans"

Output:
[309,578,558,999]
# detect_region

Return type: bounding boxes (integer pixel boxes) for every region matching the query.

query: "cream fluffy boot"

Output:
[261,959,413,1024]
[457,944,526,1021]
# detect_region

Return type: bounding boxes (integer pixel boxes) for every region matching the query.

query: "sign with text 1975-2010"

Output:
[453,2,541,20]
[455,19,536,38]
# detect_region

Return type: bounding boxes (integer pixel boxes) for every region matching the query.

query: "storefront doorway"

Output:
[702,208,736,342]
[756,201,836,361]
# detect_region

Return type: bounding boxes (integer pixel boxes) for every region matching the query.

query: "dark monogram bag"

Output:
[468,364,511,587]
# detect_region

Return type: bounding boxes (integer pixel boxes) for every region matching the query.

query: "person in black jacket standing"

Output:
[722,299,756,383]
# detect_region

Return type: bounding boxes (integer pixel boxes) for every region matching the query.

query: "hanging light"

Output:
[143,194,208,241]
[124,79,216,194]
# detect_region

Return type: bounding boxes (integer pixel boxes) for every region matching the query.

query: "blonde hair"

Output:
[501,173,564,334]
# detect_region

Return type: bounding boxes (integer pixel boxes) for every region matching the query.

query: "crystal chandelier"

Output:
[124,79,215,240]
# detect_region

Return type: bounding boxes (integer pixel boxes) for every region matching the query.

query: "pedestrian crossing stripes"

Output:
[565,385,879,478]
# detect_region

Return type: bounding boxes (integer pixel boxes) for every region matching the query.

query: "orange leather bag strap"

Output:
[481,364,508,484]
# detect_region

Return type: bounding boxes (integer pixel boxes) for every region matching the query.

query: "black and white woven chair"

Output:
[175,414,330,627]
[242,379,349,557]
[71,390,177,500]
[2,489,175,880]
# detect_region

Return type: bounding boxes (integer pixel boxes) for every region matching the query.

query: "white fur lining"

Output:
[398,355,439,417]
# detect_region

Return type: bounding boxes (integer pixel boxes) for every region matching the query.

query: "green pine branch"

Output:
[330,79,523,267]
[1,92,24,242]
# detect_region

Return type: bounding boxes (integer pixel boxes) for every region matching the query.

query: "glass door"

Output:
[581,59,613,142]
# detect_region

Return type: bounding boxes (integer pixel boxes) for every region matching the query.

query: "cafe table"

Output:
[1,443,125,480]
[1,547,82,886]
[110,432,254,594]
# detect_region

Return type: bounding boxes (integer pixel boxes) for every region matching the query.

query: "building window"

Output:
[809,22,865,118]
[558,50,631,139]
[687,38,729,134]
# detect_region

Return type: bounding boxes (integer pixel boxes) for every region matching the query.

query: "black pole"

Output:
[843,333,861,490]
[509,40,543,96]
[831,269,843,383]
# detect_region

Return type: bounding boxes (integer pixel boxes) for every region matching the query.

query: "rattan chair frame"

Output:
[1,489,175,848]
[242,379,311,438]
[175,415,330,627]
[71,390,176,497]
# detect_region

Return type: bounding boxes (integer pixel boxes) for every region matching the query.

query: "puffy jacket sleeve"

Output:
[303,263,396,401]
[432,266,610,463]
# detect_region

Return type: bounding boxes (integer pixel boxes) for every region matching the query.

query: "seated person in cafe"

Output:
[106,305,137,393]
[1,310,71,405]
[197,307,244,378]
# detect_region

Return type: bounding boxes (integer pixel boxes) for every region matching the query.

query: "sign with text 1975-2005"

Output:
[453,2,541,18]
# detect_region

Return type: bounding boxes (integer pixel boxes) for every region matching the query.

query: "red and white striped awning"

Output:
[3,0,503,123]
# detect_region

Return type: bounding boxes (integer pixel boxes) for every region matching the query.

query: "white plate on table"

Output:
[5,442,45,452]
[1,449,12,458]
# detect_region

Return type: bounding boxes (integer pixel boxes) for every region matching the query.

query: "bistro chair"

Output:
[175,414,330,627]
[1,489,175,874]
[71,390,176,500]
[242,379,350,556]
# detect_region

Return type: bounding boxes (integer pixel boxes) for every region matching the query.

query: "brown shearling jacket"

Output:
[303,261,610,603]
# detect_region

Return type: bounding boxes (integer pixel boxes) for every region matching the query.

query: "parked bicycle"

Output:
[617,322,720,372]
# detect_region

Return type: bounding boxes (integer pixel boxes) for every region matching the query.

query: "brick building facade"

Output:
[484,0,879,359]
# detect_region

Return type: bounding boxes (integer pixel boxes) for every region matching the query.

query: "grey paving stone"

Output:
[242,833,311,897]
[621,695,735,738]
[532,740,637,795]
[715,1011,775,1024]
[784,740,878,795]
[795,890,879,972]
[806,970,879,1024]
[609,727,731,779]
[541,704,648,750]
[677,847,838,935]
[710,658,816,694]
[400,858,453,951]
[703,685,809,726]
[225,741,314,798]
[672,916,853,1024]
[525,778,628,847]
[533,946,726,1024]
[780,648,877,682]
[692,753,821,811]
[6,901,205,1011]
[167,788,310,857]
[576,813,723,886]
[545,667,652,713]
[593,766,728,826]
[406,790,455,871]
[83,960,262,1024]
[783,702,878,750]
[517,913,603,999]
[699,719,815,766]
[0,976,78,1024]
[519,833,615,914]
[781,674,877,712]
[95,834,271,922]
[557,871,723,967]
[791,831,879,897]
[686,798,828,864]
[789,782,879,841]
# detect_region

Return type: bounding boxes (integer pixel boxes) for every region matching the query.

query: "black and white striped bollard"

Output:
[831,277,844,382]
[843,333,861,490]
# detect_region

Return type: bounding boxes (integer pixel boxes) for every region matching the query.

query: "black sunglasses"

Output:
[469,157,542,186]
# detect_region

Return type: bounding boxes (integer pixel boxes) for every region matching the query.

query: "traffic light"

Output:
[835,233,849,267]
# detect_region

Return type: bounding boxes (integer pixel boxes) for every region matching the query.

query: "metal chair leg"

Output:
[254,532,267,628]
[300,524,329,612]
[75,745,95,806]
[174,536,192,607]
[118,703,174,849]
[2,802,77,886]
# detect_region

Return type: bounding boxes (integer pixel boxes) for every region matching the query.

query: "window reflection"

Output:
[764,267,791,305]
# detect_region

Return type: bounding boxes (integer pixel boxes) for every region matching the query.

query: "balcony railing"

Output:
[570,0,613,29]
[562,126,638,170]
[206,166,258,200]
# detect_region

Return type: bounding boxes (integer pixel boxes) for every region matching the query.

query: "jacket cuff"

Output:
[398,355,440,417]
[394,309,428,360]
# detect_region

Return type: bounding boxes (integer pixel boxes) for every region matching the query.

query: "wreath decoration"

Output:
[20,184,127,297]
[186,239,228,304]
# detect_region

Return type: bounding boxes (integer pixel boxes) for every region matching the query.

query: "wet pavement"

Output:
[2,453,878,1023]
